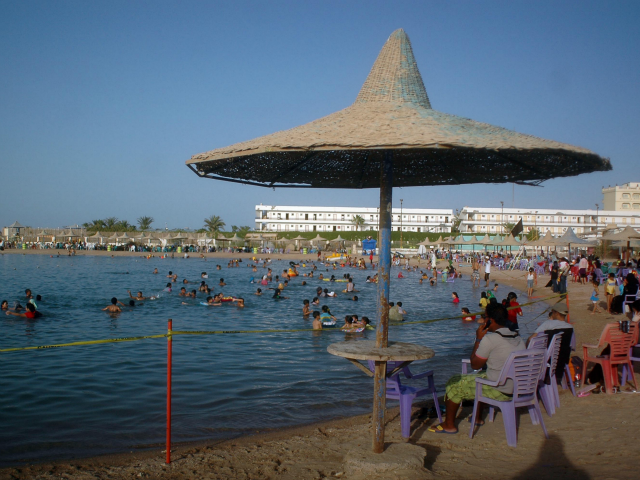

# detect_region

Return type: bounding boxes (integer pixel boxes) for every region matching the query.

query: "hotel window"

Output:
[622,203,630,209]
[305,225,309,231]
[622,193,630,199]
[277,213,281,219]
[333,214,337,220]
[370,215,374,221]
[313,214,317,220]
[633,194,640,200]
[633,204,640,209]
[341,214,345,221]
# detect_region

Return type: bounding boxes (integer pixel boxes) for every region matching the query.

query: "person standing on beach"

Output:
[484,257,491,287]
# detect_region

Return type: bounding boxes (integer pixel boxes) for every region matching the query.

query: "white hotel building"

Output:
[255,205,454,233]
[458,207,639,236]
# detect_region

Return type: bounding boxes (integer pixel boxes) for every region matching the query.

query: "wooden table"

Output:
[328,340,435,453]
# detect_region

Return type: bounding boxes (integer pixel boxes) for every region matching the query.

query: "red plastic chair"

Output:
[581,323,638,394]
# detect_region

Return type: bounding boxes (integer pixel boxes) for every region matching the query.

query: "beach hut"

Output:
[185,29,610,453]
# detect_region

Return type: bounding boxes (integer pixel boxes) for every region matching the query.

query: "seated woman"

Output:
[610,273,639,314]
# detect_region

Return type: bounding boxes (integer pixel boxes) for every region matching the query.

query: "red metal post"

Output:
[565,294,571,324]
[166,319,172,464]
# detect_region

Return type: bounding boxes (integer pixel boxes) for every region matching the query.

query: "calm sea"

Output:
[0,254,545,465]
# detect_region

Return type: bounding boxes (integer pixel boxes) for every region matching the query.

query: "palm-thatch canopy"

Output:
[187,29,610,189]
[291,235,307,241]
[530,231,556,247]
[311,234,328,242]
[478,234,494,246]
[498,235,523,247]
[602,225,640,241]
[331,235,345,242]
[555,227,588,245]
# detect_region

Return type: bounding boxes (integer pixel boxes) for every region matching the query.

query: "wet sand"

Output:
[1,255,637,479]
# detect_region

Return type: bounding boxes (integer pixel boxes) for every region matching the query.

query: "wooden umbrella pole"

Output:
[373,150,393,454]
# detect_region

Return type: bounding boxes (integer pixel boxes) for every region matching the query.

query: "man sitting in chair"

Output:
[429,303,525,434]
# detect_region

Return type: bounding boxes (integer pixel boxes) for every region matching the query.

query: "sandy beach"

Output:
[1,253,638,479]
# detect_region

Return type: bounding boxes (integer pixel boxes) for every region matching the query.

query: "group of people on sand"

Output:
[3,288,43,319]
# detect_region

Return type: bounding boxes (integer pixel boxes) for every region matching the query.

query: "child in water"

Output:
[452,292,460,303]
[461,307,476,322]
[479,291,488,310]
[312,311,322,330]
[302,299,310,316]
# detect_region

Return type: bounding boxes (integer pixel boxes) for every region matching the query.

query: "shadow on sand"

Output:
[514,433,589,480]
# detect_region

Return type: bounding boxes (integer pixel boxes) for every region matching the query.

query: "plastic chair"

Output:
[462,334,547,375]
[620,325,640,387]
[469,349,548,447]
[581,323,638,394]
[367,361,442,440]
[538,333,563,416]
[623,290,638,313]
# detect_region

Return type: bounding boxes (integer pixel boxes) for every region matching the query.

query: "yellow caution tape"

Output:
[0,294,564,353]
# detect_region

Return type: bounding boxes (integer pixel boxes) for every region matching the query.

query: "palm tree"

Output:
[104,217,119,230]
[204,215,226,234]
[137,216,154,231]
[351,215,365,231]
[235,226,252,238]
[83,219,105,231]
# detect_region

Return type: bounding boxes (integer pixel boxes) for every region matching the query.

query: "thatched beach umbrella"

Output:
[185,29,610,452]
[602,225,640,262]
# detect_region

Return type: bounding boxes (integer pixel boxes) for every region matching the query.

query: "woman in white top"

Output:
[525,267,537,297]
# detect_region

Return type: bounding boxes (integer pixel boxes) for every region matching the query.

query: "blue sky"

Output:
[1,1,638,231]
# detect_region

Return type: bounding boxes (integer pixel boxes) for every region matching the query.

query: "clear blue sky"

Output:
[1,1,638,231]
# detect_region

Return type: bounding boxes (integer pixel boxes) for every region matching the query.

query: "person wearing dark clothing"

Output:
[610,273,639,315]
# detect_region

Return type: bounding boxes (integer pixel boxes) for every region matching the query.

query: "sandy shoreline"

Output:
[1,257,637,479]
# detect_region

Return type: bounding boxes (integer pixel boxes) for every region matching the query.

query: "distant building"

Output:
[3,221,24,239]
[602,183,640,211]
[255,205,453,233]
[458,207,639,236]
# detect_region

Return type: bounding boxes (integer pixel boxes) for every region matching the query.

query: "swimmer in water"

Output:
[311,297,319,305]
[183,278,189,284]
[347,295,358,301]
[167,271,173,277]
[6,302,42,319]
[233,298,245,308]
[102,297,124,313]
[172,274,177,283]
[272,289,288,300]
[452,292,460,303]
[255,288,262,296]
[201,272,208,278]
[179,287,188,297]
[205,296,221,306]
[25,289,33,299]
[1,300,8,310]
[153,268,158,274]
[312,311,322,330]
[188,290,197,298]
[128,290,149,300]
[303,299,310,316]
[164,283,172,292]
[219,278,226,287]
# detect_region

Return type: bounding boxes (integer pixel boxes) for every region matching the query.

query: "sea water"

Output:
[0,254,546,465]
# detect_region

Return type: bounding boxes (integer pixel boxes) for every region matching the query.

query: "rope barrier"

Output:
[0,294,565,353]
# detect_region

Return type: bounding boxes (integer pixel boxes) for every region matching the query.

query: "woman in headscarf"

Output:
[610,273,639,314]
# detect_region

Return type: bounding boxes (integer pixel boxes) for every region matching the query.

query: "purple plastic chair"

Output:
[538,333,563,416]
[468,349,549,447]
[462,334,547,375]
[367,360,442,440]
